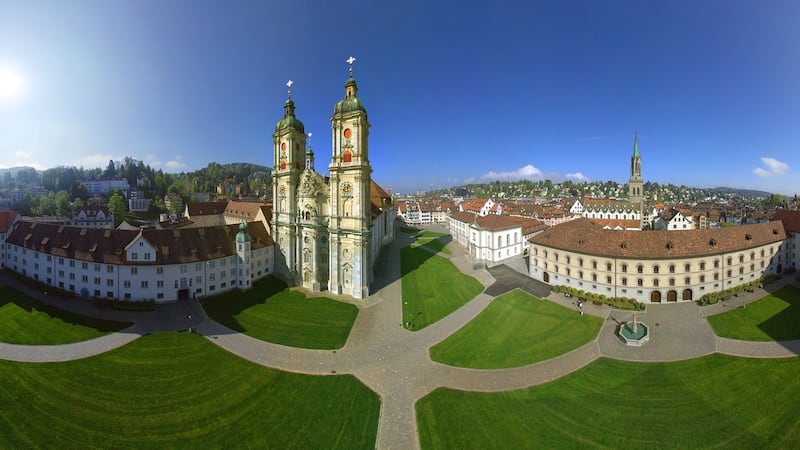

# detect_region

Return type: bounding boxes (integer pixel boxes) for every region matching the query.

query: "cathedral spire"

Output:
[305,132,315,171]
[345,56,358,98]
[633,131,640,157]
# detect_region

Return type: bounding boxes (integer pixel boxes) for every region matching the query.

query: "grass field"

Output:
[0,286,130,345]
[0,332,380,448]
[414,231,452,255]
[430,290,603,368]
[708,285,800,341]
[400,246,483,331]
[202,277,358,349]
[417,355,800,449]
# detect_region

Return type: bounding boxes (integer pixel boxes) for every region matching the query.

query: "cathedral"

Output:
[271,59,394,299]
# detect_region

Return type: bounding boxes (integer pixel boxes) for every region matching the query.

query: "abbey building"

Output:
[271,62,394,299]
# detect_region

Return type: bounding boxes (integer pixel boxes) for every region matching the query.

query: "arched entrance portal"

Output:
[650,291,662,303]
[543,272,550,283]
[667,290,678,302]
[682,289,693,301]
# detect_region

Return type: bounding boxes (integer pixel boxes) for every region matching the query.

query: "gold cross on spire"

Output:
[346,56,356,76]
[286,79,293,97]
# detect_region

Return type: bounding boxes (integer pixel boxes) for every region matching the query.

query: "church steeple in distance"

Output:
[628,132,644,206]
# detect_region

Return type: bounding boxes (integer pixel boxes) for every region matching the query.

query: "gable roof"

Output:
[6,220,273,265]
[0,211,19,233]
[225,201,268,221]
[530,218,786,259]
[773,210,800,233]
[185,201,228,217]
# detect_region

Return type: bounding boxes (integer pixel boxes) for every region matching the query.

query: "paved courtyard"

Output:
[1,226,799,449]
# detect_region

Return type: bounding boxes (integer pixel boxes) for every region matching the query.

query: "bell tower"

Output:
[328,56,372,299]
[628,132,644,226]
[272,80,307,279]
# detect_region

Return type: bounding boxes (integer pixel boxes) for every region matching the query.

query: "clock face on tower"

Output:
[343,128,352,139]
[341,182,353,196]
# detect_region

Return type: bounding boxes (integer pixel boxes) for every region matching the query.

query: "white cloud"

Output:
[480,164,544,182]
[15,150,31,159]
[753,157,789,178]
[165,155,187,170]
[567,172,589,182]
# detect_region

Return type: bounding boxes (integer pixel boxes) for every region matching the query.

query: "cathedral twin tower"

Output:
[271,61,373,299]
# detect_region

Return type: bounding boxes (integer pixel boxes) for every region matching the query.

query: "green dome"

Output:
[334,97,366,114]
[235,222,250,243]
[276,98,305,132]
[276,116,305,132]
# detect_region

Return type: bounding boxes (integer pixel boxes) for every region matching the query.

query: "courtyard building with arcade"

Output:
[529,218,789,304]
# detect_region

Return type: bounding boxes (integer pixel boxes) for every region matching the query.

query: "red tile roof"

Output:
[0,211,19,233]
[530,218,786,258]
[7,220,273,265]
[186,201,228,216]
[773,210,800,233]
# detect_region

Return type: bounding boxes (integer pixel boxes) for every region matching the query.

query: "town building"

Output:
[271,61,395,299]
[528,218,788,304]
[448,211,548,266]
[0,211,19,269]
[80,179,131,196]
[4,220,273,302]
[71,206,114,229]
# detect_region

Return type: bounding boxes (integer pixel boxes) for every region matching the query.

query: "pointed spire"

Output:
[633,132,640,157]
[345,56,358,98]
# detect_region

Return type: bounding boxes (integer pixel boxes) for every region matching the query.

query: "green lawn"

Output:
[414,231,452,255]
[0,286,130,345]
[401,246,483,331]
[708,286,800,341]
[0,332,380,449]
[202,277,358,349]
[418,355,800,449]
[430,289,602,368]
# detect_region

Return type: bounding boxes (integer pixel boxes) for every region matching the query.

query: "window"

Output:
[578,258,583,267]
[739,254,744,263]
[107,265,113,273]
[141,281,148,288]
[727,257,733,265]
[653,265,660,274]
[157,267,163,274]
[131,267,138,275]
[70,260,75,267]
[93,277,100,285]
[621,264,628,273]
[107,279,113,286]
[699,262,706,270]
[685,263,690,272]
[157,280,164,288]
[622,277,628,286]
[637,265,643,274]
[196,263,202,271]
[653,279,659,287]
[606,263,612,271]
[69,273,75,280]
[592,273,597,282]
[714,273,719,281]
[606,276,612,284]
[181,265,187,273]
[59,258,64,265]
[592,260,597,269]
[727,270,732,277]
[669,264,675,273]
[124,280,131,288]
[94,264,100,272]
[196,276,202,285]
[131,252,138,260]
[157,293,164,299]
[637,278,643,287]
[700,275,705,283]
[82,262,88,270]
[714,259,720,269]
[685,277,691,285]
[81,275,88,283]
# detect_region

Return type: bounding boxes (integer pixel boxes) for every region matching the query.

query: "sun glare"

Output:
[0,67,26,100]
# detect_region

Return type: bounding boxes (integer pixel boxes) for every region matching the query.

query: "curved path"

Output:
[1,225,799,449]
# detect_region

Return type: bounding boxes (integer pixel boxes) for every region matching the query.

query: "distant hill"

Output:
[709,187,773,199]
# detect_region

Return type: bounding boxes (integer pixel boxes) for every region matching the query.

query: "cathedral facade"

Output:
[271,63,392,299]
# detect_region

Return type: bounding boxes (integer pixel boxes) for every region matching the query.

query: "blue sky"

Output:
[0,1,798,195]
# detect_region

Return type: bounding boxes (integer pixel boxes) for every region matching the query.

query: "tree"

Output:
[105,160,116,179]
[108,193,127,227]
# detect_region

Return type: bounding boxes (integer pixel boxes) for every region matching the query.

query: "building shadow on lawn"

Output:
[200,276,287,333]
[0,285,130,332]
[755,284,800,346]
